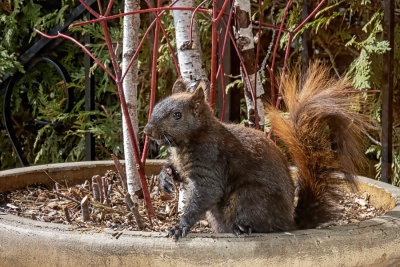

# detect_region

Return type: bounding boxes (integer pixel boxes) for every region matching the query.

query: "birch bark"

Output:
[172,0,209,211]
[233,0,265,128]
[173,0,209,93]
[122,0,141,197]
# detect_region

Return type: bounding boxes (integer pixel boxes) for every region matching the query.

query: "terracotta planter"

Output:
[1,161,399,266]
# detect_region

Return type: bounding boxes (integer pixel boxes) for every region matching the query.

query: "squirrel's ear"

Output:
[191,81,207,116]
[172,78,187,94]
[192,81,207,102]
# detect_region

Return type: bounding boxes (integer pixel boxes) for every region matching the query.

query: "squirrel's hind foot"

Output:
[232,224,253,236]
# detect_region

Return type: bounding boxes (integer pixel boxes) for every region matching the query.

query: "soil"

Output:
[0,170,386,234]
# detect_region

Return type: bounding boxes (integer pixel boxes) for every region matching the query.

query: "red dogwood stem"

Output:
[251,20,290,33]
[214,0,229,22]
[270,0,293,106]
[71,7,210,27]
[218,34,226,122]
[34,29,116,80]
[190,0,211,44]
[216,0,234,79]
[101,19,155,216]
[142,0,161,165]
[222,19,258,128]
[293,0,326,33]
[104,0,114,16]
[143,0,181,77]
[253,0,263,126]
[121,0,182,80]
[209,0,219,110]
[79,0,100,18]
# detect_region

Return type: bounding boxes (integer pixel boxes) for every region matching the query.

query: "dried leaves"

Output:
[0,170,212,233]
[0,171,385,233]
[319,191,385,228]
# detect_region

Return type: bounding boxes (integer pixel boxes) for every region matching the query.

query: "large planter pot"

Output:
[0,161,399,266]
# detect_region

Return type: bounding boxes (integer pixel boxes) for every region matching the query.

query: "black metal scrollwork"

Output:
[3,57,73,167]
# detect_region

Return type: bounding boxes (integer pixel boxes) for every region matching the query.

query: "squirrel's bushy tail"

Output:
[267,63,369,229]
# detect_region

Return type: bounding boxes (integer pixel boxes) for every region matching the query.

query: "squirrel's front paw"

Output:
[167,224,190,241]
[232,224,252,236]
[159,167,175,195]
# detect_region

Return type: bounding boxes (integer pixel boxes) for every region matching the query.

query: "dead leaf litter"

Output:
[0,170,386,234]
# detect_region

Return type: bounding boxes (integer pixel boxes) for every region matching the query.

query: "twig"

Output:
[107,184,112,199]
[90,201,124,215]
[111,154,127,192]
[101,176,110,206]
[81,180,90,193]
[70,188,83,202]
[365,132,381,146]
[124,193,144,229]
[64,207,71,223]
[34,29,117,81]
[52,191,80,205]
[316,36,340,78]
[91,175,101,202]
[147,209,153,228]
[55,183,61,200]
[224,73,242,79]
[43,170,58,185]
[55,182,60,192]
[111,155,145,227]
[81,195,90,222]
[71,7,210,28]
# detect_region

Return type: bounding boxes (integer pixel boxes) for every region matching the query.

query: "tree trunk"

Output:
[172,0,208,211]
[173,0,209,93]
[233,0,265,128]
[122,0,141,197]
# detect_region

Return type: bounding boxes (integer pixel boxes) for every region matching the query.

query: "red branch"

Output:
[251,20,290,33]
[121,0,182,80]
[293,0,326,33]
[190,0,211,44]
[216,0,235,79]
[41,1,156,216]
[71,7,210,27]
[96,0,103,15]
[34,30,116,80]
[104,0,114,16]
[142,0,161,164]
[209,0,219,110]
[275,32,293,109]
[142,0,181,77]
[269,0,293,106]
[101,19,155,217]
[267,0,326,138]
[214,0,230,22]
[218,34,226,122]
[79,0,100,18]
[253,0,263,129]
[222,19,258,125]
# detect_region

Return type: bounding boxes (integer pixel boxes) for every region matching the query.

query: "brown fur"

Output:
[144,63,368,239]
[267,63,368,228]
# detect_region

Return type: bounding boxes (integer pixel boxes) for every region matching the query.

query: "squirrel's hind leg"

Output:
[225,184,296,234]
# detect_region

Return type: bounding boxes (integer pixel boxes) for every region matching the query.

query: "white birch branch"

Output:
[172,0,209,210]
[122,0,141,197]
[233,0,265,128]
[173,0,209,93]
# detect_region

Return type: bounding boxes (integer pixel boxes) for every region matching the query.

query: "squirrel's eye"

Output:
[173,111,182,120]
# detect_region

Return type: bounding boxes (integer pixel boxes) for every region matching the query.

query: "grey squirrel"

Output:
[144,63,368,240]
